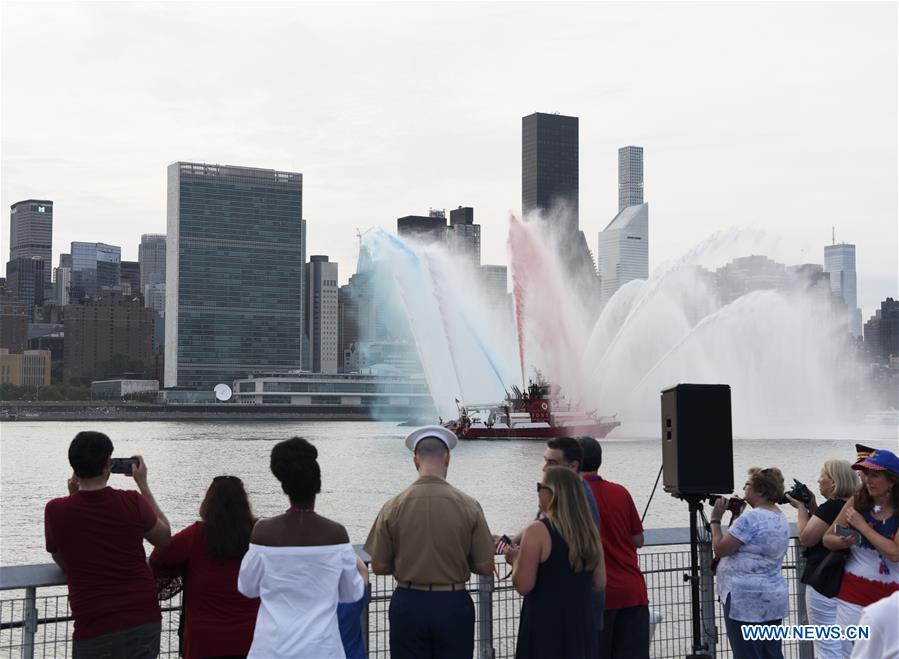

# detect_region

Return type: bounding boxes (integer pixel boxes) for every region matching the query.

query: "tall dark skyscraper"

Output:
[9,200,53,285]
[522,112,579,234]
[165,162,305,389]
[5,256,45,308]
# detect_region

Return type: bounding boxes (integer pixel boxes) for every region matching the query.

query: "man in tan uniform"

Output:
[365,425,495,659]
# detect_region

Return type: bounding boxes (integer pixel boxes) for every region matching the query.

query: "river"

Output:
[1,420,896,566]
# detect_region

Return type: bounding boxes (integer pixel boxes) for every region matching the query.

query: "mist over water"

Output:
[365,219,867,436]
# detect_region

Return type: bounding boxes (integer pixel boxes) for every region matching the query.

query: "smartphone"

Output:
[110,457,138,475]
[835,524,861,542]
[494,534,513,554]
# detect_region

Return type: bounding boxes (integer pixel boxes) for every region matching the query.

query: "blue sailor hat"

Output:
[404,425,459,452]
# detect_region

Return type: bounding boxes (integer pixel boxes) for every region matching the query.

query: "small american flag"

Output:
[494,534,512,555]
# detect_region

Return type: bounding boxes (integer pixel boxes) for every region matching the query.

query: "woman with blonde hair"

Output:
[711,467,790,659]
[505,466,606,659]
[787,460,858,659]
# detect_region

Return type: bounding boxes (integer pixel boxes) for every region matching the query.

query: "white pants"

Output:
[835,598,865,659]
[806,587,841,659]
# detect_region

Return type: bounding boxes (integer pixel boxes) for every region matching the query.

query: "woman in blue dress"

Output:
[710,467,790,659]
[504,466,606,659]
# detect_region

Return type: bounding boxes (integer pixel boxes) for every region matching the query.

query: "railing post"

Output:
[22,586,37,659]
[477,573,494,659]
[793,542,814,659]
[698,531,718,658]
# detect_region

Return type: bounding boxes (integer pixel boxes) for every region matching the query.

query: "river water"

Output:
[1,420,896,566]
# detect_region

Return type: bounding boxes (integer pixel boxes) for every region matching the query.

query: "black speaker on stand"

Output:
[661,383,734,659]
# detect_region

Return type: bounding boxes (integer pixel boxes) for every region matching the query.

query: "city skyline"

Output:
[1,2,896,319]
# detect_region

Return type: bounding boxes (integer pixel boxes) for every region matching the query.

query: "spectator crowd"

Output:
[43,429,898,659]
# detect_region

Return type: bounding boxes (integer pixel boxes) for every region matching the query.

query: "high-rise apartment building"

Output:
[9,200,53,285]
[446,206,481,269]
[824,242,863,337]
[54,266,71,306]
[64,293,154,383]
[618,146,644,212]
[70,242,121,300]
[165,162,304,389]
[597,203,649,306]
[5,256,46,308]
[864,298,899,365]
[522,113,579,234]
[139,234,166,288]
[305,256,339,374]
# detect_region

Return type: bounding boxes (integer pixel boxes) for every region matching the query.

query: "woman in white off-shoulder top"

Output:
[238,437,365,658]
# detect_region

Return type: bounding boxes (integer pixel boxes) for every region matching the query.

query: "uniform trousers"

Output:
[389,587,474,659]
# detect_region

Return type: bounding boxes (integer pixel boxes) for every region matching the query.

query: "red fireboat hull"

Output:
[449,420,621,441]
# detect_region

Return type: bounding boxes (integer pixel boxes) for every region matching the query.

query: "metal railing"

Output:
[1,527,814,658]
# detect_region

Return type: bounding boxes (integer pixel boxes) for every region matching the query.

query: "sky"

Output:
[1,2,896,319]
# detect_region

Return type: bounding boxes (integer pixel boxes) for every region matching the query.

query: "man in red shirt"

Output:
[44,431,171,658]
[577,436,650,659]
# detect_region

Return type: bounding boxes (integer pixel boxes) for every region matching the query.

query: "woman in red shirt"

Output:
[150,476,260,659]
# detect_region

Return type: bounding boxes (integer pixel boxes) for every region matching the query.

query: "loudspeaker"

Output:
[661,383,733,495]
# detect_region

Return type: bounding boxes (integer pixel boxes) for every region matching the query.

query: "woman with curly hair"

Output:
[238,437,364,658]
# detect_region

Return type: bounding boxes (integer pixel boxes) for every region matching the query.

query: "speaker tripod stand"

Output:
[676,494,714,659]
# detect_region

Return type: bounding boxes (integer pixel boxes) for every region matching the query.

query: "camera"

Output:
[110,457,138,475]
[708,494,744,515]
[778,479,813,505]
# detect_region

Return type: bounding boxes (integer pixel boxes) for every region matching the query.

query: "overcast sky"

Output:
[1,2,896,318]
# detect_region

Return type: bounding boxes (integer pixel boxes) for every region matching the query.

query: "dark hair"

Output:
[747,467,785,504]
[68,431,113,478]
[854,470,899,517]
[547,437,584,471]
[576,437,602,472]
[200,476,255,563]
[270,437,321,504]
[415,437,449,459]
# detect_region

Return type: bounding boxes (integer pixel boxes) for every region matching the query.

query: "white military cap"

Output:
[404,425,459,452]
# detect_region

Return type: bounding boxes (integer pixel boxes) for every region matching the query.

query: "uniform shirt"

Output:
[44,487,160,640]
[364,474,494,585]
[583,475,648,610]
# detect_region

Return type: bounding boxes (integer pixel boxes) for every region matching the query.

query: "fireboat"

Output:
[443,377,620,441]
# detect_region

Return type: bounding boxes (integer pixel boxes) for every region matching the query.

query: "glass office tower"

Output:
[165,162,305,389]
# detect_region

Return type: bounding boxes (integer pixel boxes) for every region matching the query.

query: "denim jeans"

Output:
[73,621,161,659]
[723,595,784,659]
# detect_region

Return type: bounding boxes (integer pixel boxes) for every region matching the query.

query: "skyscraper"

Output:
[596,203,649,306]
[139,234,166,288]
[522,113,579,234]
[165,162,304,389]
[305,256,339,374]
[9,200,53,285]
[120,261,140,295]
[824,242,863,337]
[397,210,447,244]
[70,242,121,300]
[446,206,481,268]
[5,256,46,308]
[618,146,644,212]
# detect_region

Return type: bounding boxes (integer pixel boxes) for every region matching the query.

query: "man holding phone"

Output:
[44,431,171,658]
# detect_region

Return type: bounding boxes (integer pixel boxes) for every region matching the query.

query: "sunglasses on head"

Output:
[536,482,552,493]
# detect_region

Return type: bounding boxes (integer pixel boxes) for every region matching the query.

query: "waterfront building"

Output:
[63,292,154,384]
[864,298,899,365]
[824,242,863,337]
[70,242,121,301]
[232,370,434,416]
[9,200,52,286]
[343,340,423,376]
[165,162,305,389]
[0,293,28,353]
[0,348,51,386]
[397,209,447,244]
[120,261,141,296]
[618,146,644,212]
[597,203,649,306]
[5,256,46,308]
[91,379,159,398]
[138,233,166,288]
[53,267,71,306]
[305,255,339,374]
[522,112,579,234]
[446,206,481,268]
